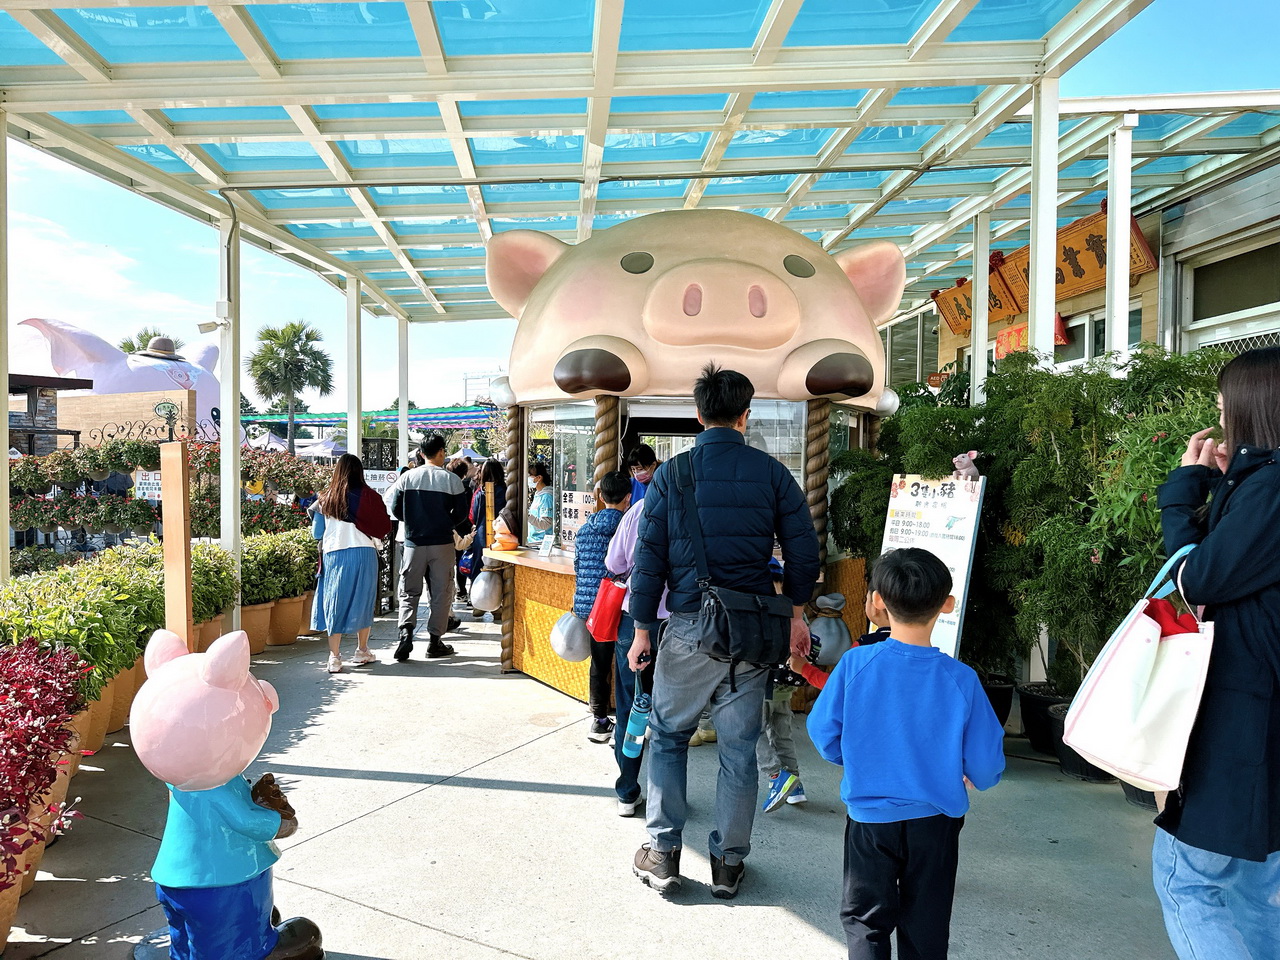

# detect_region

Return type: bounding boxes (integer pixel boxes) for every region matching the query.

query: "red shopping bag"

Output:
[585,577,627,642]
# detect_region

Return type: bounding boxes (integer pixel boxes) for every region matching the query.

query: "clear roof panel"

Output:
[618,0,773,51]
[288,222,380,240]
[785,0,938,46]
[367,185,470,204]
[490,216,577,234]
[201,142,325,172]
[846,125,944,155]
[458,99,589,118]
[389,218,485,237]
[604,132,710,163]
[51,110,135,125]
[1135,114,1198,141]
[52,7,242,63]
[248,3,420,60]
[0,12,64,65]
[611,95,729,114]
[1206,112,1280,138]
[481,182,581,204]
[312,103,441,120]
[811,170,895,192]
[1138,153,1216,174]
[703,174,793,196]
[118,144,194,175]
[598,179,691,199]
[337,138,456,169]
[785,203,856,222]
[434,0,595,56]
[915,166,1011,186]
[472,136,584,167]
[723,128,836,159]
[952,0,1078,42]
[164,106,291,123]
[890,86,985,107]
[251,188,357,211]
[750,90,869,111]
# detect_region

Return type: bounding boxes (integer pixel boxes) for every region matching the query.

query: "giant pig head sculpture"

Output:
[21,317,222,425]
[486,209,903,409]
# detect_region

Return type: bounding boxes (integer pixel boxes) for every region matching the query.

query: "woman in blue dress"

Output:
[312,454,390,674]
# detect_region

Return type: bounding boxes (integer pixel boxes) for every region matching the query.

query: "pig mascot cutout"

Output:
[20,317,222,427]
[486,209,902,413]
[130,629,323,960]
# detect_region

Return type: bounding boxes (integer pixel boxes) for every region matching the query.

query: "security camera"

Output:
[198,319,228,334]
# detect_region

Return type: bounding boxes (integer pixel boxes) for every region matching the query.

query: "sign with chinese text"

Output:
[362,469,399,494]
[999,211,1157,306]
[134,470,163,501]
[879,474,986,659]
[994,323,1029,359]
[934,268,1024,336]
[558,490,596,549]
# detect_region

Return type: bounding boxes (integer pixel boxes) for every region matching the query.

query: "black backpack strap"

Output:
[674,452,712,591]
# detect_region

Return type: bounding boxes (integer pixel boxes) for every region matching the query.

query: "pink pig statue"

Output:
[486,209,902,413]
[952,451,981,479]
[130,629,322,960]
[20,317,222,428]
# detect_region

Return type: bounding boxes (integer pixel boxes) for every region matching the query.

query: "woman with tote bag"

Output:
[1154,347,1280,959]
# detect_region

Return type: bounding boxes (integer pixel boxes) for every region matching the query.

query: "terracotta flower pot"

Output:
[105,669,133,734]
[241,602,275,654]
[195,615,225,653]
[299,591,319,636]
[81,682,116,755]
[268,595,304,647]
[130,654,147,698]
[0,877,22,952]
[66,711,90,778]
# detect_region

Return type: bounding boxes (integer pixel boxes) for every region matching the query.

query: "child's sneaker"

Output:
[785,781,808,805]
[762,770,799,812]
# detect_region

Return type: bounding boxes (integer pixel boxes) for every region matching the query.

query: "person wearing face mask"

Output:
[626,444,662,504]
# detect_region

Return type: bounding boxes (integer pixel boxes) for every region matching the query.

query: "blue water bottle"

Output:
[623,672,650,759]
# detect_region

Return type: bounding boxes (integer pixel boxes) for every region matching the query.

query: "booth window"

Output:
[1184,239,1280,354]
[1053,303,1142,366]
[745,400,806,487]
[880,308,938,387]
[524,401,594,549]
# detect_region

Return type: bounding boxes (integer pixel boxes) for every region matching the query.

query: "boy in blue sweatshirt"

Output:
[807,548,1005,960]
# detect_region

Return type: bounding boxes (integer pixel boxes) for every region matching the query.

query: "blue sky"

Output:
[8,0,1279,410]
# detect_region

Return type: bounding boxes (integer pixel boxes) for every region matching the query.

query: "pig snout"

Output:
[642,260,800,349]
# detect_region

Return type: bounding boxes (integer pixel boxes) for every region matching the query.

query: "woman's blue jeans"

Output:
[613,615,652,804]
[1153,827,1280,960]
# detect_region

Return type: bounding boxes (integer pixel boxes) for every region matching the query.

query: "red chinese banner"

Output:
[994,323,1029,359]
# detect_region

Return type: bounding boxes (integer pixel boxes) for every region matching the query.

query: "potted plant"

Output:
[192,544,239,651]
[41,450,84,490]
[9,458,50,496]
[266,531,319,646]
[240,538,284,654]
[0,639,84,922]
[72,445,110,483]
[121,497,159,537]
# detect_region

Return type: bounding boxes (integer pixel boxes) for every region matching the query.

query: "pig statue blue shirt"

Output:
[151,777,281,889]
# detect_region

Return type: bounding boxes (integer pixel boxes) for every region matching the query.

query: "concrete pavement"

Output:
[11,610,1175,959]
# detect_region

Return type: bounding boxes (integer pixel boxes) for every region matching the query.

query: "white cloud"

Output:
[8,211,211,374]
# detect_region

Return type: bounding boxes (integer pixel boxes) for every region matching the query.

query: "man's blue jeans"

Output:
[1153,827,1280,960]
[645,611,768,866]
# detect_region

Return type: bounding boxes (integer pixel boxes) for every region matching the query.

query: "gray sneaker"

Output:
[710,853,744,900]
[633,843,681,893]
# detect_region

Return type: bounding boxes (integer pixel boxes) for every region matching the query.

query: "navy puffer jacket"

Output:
[629,428,820,629]
[1158,447,1280,861]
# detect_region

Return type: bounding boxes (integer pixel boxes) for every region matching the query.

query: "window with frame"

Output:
[880,308,938,387]
[1053,304,1142,365]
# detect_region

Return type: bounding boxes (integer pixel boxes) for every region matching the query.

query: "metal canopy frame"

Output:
[1,0,1278,323]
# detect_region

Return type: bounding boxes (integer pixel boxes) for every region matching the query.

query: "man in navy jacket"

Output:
[628,364,819,899]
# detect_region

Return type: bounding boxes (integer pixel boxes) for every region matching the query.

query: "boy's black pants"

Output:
[842,814,964,960]
[588,639,616,718]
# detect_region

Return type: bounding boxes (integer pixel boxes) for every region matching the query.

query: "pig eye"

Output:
[621,252,654,274]
[784,255,815,278]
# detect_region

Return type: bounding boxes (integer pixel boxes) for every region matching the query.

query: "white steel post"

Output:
[1028,76,1060,362]
[0,110,9,583]
[218,216,242,629]
[398,317,410,467]
[970,210,991,404]
[346,278,363,458]
[1106,114,1139,355]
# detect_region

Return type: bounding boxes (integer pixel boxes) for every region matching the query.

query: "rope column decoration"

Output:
[592,395,620,494]
[805,398,832,570]
[500,403,521,672]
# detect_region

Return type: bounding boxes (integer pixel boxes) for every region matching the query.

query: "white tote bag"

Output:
[1063,544,1214,792]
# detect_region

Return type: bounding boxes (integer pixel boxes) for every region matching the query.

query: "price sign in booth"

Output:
[879,474,986,659]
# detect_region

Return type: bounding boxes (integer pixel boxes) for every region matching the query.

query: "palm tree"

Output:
[245,321,334,454]
[118,327,185,354]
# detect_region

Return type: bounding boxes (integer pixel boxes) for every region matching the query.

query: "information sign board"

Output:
[879,474,986,659]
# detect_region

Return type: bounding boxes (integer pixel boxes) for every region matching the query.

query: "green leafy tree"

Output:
[246,322,333,454]
[240,394,259,417]
[118,328,185,354]
[265,397,313,440]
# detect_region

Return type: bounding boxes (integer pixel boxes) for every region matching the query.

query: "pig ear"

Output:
[200,631,251,691]
[968,450,979,459]
[833,241,906,325]
[20,317,124,377]
[144,629,189,677]
[188,341,219,374]
[486,230,570,318]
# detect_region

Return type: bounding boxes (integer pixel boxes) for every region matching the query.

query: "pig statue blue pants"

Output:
[155,869,278,960]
